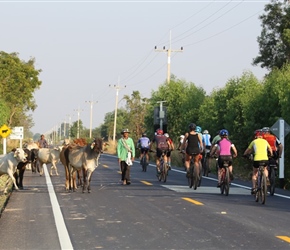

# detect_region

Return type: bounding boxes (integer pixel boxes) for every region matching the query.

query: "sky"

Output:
[1,0,270,135]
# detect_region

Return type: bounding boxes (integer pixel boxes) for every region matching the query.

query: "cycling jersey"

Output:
[247,138,269,161]
[137,137,150,149]
[215,138,234,156]
[202,134,211,148]
[186,133,200,155]
[262,133,277,151]
[152,135,169,150]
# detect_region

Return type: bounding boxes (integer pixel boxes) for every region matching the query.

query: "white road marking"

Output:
[43,164,74,250]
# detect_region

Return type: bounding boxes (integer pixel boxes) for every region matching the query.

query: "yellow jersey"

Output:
[248,138,270,161]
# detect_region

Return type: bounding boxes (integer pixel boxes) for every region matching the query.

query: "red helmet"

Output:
[254,129,263,138]
[156,129,163,135]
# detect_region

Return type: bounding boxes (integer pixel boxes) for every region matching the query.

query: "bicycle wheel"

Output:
[261,173,267,205]
[198,162,202,187]
[220,170,225,195]
[269,167,275,196]
[193,164,198,190]
[224,168,230,196]
[163,164,168,183]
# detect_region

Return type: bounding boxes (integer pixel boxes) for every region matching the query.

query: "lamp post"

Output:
[110,78,126,144]
[85,99,98,139]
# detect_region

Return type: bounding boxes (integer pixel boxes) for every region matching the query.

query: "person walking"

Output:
[117,128,135,185]
[38,134,48,148]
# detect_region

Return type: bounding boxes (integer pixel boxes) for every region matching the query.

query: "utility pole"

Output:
[157,101,167,131]
[67,114,71,140]
[155,30,183,83]
[74,107,83,138]
[85,98,98,139]
[109,77,126,144]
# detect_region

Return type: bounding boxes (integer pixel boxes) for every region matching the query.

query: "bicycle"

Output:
[219,159,230,196]
[187,153,202,190]
[268,156,277,196]
[254,162,267,205]
[202,148,211,177]
[157,150,169,183]
[140,149,149,172]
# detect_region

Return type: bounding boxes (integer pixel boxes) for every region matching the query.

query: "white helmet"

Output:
[203,130,209,134]
[164,133,169,138]
[180,135,185,138]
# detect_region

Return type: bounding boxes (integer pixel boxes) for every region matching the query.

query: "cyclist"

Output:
[202,129,211,169]
[150,128,170,175]
[210,129,237,187]
[137,133,151,167]
[243,130,273,194]
[182,123,203,178]
[261,127,283,165]
[164,133,175,169]
[177,135,185,150]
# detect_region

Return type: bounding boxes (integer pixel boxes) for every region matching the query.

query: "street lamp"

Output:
[85,99,98,139]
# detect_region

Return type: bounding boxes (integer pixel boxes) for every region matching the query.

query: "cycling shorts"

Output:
[218,155,232,168]
[253,160,268,168]
[156,148,168,158]
[140,148,149,154]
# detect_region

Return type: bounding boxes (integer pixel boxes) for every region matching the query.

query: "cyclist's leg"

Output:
[193,154,200,176]
[185,153,191,175]
[217,157,223,187]
[252,163,258,192]
[155,150,161,172]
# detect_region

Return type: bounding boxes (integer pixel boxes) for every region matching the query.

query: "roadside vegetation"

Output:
[0,0,290,211]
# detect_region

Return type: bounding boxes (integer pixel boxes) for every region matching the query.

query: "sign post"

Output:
[10,127,24,148]
[270,118,290,188]
[0,124,12,154]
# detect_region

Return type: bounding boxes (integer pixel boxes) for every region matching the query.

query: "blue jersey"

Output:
[202,134,211,147]
[138,137,150,148]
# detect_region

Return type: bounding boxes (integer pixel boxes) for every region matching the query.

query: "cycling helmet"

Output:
[180,135,185,138]
[195,126,202,133]
[254,129,263,137]
[164,133,169,138]
[188,123,196,131]
[156,128,163,135]
[142,133,147,137]
[121,128,130,134]
[203,130,209,134]
[262,127,270,133]
[219,129,229,136]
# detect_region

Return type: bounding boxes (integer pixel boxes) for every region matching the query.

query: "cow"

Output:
[0,148,27,194]
[60,138,85,191]
[63,138,103,193]
[37,146,63,176]
[14,148,39,190]
[23,141,39,172]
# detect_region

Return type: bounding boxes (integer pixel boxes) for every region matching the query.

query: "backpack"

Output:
[156,135,168,150]
[262,134,277,151]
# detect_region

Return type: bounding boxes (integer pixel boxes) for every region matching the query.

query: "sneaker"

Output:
[126,181,131,185]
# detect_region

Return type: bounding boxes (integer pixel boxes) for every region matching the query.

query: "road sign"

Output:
[0,124,11,138]
[270,118,290,137]
[10,126,24,140]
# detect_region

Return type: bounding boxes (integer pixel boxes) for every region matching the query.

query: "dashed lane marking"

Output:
[140,181,153,186]
[182,197,204,205]
[276,236,290,243]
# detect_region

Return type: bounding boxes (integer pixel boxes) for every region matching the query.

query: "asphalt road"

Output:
[0,153,289,250]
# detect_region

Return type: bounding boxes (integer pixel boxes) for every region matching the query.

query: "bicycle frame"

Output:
[255,163,267,205]
[220,160,230,196]
[158,150,168,183]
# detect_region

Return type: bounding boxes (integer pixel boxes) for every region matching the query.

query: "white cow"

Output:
[37,146,63,176]
[0,148,27,194]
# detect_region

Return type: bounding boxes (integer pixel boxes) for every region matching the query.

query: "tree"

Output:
[253,0,290,70]
[0,51,42,128]
[123,91,149,141]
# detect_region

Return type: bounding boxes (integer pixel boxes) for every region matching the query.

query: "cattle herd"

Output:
[0,137,103,194]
